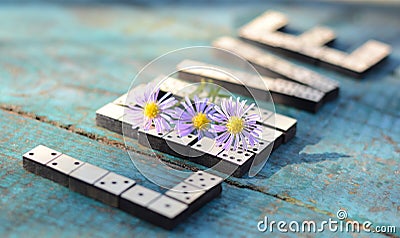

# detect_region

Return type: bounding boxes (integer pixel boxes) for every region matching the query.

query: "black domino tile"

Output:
[138,127,170,152]
[44,154,85,187]
[190,136,253,177]
[95,103,125,134]
[272,134,284,150]
[163,131,198,159]
[169,171,223,213]
[119,185,163,221]
[91,172,136,207]
[22,145,223,230]
[69,163,110,199]
[22,145,62,177]
[261,113,297,143]
[216,148,255,177]
[120,187,191,230]
[245,105,296,143]
[145,195,191,230]
[256,125,284,150]
[188,137,225,168]
[247,143,274,177]
[165,178,222,214]
[180,171,223,208]
[96,114,122,134]
[121,119,139,139]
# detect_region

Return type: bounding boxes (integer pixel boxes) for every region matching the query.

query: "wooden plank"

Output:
[0,4,399,236]
[0,109,336,237]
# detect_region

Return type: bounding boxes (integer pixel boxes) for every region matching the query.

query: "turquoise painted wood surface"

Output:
[0,2,399,237]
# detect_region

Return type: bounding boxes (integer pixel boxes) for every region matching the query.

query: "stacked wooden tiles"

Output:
[238,10,391,78]
[23,145,223,230]
[95,85,296,177]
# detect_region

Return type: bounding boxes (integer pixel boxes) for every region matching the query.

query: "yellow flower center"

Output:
[226,116,244,134]
[192,113,210,130]
[143,102,159,119]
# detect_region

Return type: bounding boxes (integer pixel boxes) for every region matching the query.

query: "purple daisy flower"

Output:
[127,83,177,133]
[211,97,261,151]
[174,96,215,139]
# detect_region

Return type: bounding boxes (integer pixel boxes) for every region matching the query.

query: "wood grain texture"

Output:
[0,109,342,237]
[0,2,399,237]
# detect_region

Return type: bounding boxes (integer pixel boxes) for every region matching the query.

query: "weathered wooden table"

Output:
[0,2,399,237]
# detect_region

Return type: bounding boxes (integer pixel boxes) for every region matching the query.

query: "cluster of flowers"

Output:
[128,83,262,151]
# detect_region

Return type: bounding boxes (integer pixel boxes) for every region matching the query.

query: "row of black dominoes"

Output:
[96,102,284,177]
[177,59,327,113]
[238,10,391,78]
[212,36,340,101]
[95,87,296,177]
[22,145,223,230]
[96,85,296,144]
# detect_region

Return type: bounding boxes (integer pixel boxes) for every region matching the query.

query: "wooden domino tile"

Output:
[22,145,223,230]
[238,10,391,78]
[212,37,339,100]
[177,59,327,112]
